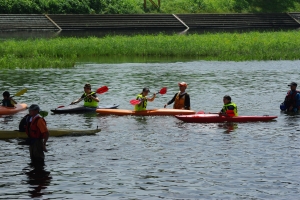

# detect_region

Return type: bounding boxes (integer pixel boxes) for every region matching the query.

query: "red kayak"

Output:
[175,113,277,123]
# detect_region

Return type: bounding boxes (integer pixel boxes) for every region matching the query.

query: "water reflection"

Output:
[23,163,51,198]
[218,122,238,134]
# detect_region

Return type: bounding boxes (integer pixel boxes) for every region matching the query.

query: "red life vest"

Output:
[25,116,46,139]
[285,90,299,108]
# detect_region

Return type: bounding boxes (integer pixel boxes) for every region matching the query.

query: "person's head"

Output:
[2,91,10,99]
[84,83,92,93]
[178,82,187,92]
[142,87,150,96]
[223,95,232,104]
[288,82,297,90]
[28,104,40,116]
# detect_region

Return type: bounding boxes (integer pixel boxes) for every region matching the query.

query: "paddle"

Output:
[130,87,167,105]
[58,86,109,108]
[196,110,221,114]
[11,88,28,98]
[40,111,48,118]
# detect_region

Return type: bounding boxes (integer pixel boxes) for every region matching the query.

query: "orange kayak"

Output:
[0,103,27,115]
[96,108,196,116]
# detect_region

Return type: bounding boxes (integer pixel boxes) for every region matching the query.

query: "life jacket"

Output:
[222,102,238,117]
[83,92,98,107]
[173,92,188,109]
[134,94,147,111]
[284,90,300,108]
[25,116,46,139]
[1,99,14,107]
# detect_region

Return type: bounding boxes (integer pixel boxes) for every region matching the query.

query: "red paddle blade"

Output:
[158,87,167,95]
[130,99,141,105]
[96,86,109,94]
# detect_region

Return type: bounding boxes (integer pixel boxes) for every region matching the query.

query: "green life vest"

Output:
[134,94,147,111]
[83,92,98,108]
[222,102,238,116]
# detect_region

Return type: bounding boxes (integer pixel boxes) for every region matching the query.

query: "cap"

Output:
[143,87,150,92]
[84,83,91,89]
[178,82,188,87]
[288,82,297,86]
[29,104,40,112]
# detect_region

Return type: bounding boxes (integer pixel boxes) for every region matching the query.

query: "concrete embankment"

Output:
[0,13,299,33]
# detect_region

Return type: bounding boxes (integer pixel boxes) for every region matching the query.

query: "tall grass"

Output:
[1,31,300,69]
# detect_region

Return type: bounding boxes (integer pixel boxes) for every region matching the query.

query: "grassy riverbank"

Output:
[1,31,300,69]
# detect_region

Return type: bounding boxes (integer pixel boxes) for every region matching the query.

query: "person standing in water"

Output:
[164,82,190,110]
[71,83,99,107]
[23,104,49,164]
[134,87,156,111]
[281,82,300,112]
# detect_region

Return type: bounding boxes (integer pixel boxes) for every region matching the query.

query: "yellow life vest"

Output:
[222,102,238,116]
[83,92,98,108]
[173,92,189,110]
[134,94,147,111]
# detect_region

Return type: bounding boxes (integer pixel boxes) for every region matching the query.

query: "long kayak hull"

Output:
[51,104,119,114]
[0,129,101,139]
[96,108,196,116]
[175,114,278,123]
[0,103,27,115]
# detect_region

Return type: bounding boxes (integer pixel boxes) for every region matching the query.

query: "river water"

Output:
[0,60,299,199]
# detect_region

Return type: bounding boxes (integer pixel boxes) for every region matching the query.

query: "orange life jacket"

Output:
[173,92,186,109]
[25,116,46,139]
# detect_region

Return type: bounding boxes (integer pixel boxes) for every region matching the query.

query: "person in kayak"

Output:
[1,91,17,107]
[220,95,238,117]
[22,104,49,164]
[71,83,99,107]
[164,82,190,110]
[135,87,156,111]
[280,82,300,112]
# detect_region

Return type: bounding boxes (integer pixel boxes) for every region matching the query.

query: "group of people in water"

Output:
[1,81,299,164]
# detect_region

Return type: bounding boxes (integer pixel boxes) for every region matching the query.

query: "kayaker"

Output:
[280,82,300,112]
[220,95,238,117]
[134,87,156,111]
[23,104,49,164]
[71,83,99,107]
[1,91,17,107]
[164,82,190,110]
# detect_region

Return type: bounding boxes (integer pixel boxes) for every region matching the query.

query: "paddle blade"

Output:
[40,111,48,118]
[158,87,167,95]
[96,86,109,94]
[130,99,141,105]
[14,88,27,97]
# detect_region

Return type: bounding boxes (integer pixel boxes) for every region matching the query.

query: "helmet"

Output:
[178,82,188,88]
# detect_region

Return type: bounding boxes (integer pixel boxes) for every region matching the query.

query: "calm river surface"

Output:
[0,60,299,199]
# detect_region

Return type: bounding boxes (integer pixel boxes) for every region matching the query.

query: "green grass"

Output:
[1,31,300,69]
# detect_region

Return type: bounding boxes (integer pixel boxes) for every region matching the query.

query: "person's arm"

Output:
[37,119,49,152]
[71,94,85,104]
[184,94,190,110]
[91,93,99,102]
[147,93,156,102]
[164,93,177,108]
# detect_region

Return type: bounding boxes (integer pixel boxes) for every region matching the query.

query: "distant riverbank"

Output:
[1,31,299,69]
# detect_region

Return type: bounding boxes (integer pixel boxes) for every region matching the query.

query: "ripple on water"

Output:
[0,60,300,199]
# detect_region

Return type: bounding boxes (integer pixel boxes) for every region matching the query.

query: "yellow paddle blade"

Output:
[14,88,27,97]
